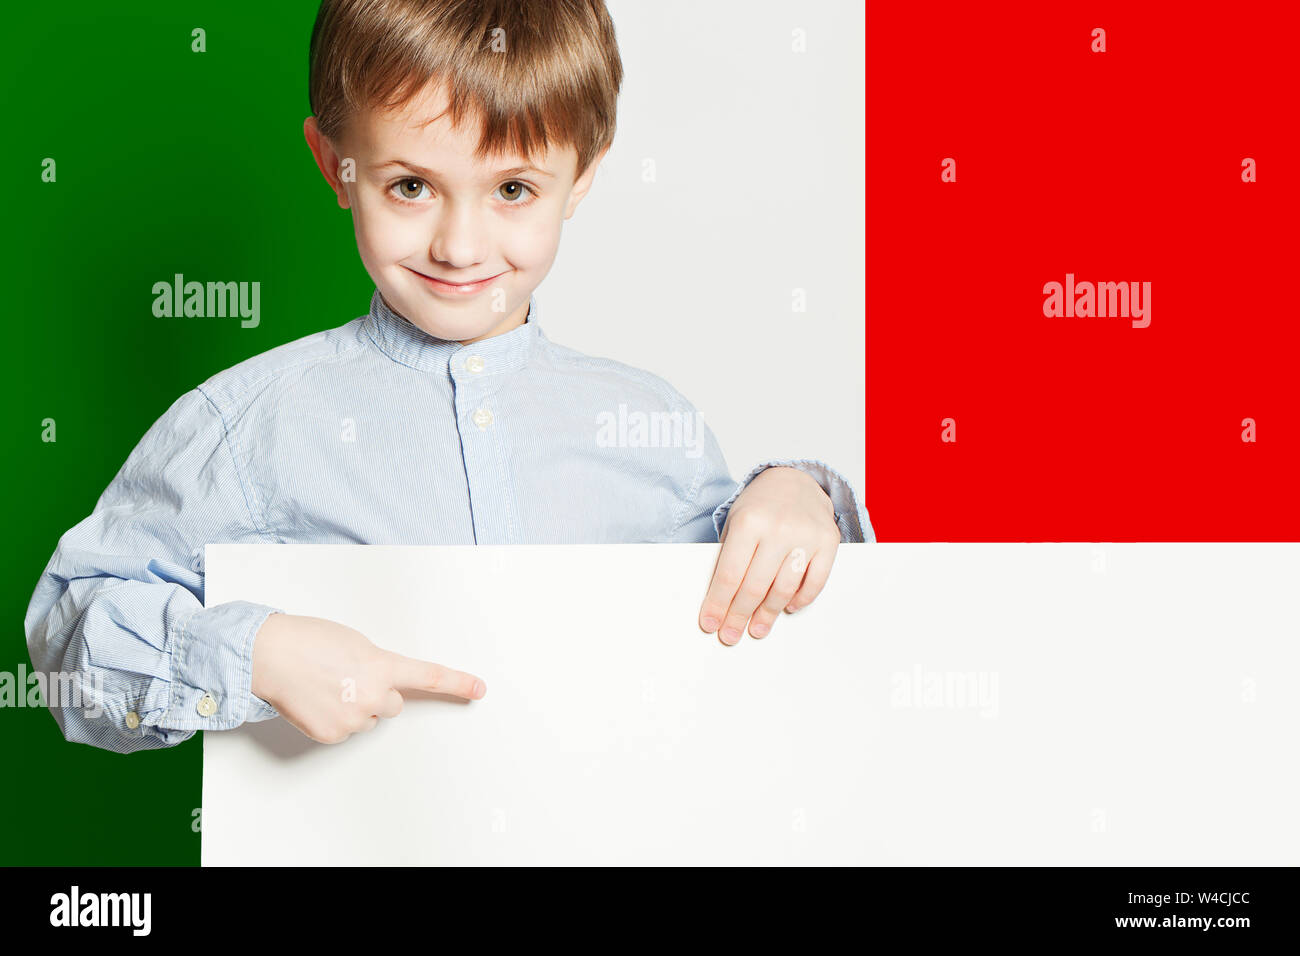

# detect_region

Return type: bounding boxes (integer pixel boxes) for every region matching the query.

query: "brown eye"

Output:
[395,179,427,201]
[498,181,532,203]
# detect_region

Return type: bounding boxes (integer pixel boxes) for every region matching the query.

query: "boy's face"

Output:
[305,80,605,345]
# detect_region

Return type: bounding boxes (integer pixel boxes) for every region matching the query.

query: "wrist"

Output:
[764,465,833,508]
[251,611,289,705]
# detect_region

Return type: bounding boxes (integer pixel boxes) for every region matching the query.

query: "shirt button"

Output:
[472,407,494,429]
[465,355,485,373]
[125,711,140,729]
[196,693,218,717]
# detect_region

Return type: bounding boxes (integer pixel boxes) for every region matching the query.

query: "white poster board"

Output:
[202,543,1299,865]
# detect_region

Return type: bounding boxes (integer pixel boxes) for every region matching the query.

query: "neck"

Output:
[457,298,531,346]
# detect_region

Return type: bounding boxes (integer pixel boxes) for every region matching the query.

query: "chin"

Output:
[405,309,488,342]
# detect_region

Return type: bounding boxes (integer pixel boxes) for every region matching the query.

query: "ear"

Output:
[304,116,351,209]
[563,145,610,220]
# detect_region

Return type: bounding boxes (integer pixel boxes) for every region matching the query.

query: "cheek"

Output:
[499,211,563,269]
[351,196,423,263]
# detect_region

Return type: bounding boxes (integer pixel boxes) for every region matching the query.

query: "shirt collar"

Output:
[362,288,544,375]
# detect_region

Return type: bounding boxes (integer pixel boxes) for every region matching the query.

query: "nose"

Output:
[428,196,488,270]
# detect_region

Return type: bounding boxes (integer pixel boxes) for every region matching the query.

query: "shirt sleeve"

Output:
[23,387,284,754]
[665,408,876,544]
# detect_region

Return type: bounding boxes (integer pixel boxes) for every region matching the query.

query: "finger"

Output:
[377,687,404,719]
[312,724,351,745]
[718,540,788,646]
[389,653,486,700]
[361,715,379,732]
[290,717,346,745]
[699,519,761,635]
[787,543,837,612]
[748,547,808,639]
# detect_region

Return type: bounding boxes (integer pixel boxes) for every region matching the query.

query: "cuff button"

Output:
[196,693,218,717]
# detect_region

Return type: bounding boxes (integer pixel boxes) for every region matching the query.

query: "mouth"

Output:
[406,266,506,296]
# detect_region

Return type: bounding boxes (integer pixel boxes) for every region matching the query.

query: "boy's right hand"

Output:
[250,612,486,745]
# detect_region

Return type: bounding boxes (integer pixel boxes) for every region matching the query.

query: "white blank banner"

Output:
[201,543,1299,866]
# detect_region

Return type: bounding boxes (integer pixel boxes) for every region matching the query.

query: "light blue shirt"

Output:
[24,289,875,753]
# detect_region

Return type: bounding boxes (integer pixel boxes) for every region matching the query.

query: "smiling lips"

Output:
[410,267,504,295]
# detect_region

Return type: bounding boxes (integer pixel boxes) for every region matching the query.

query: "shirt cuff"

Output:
[711,458,877,543]
[148,600,283,732]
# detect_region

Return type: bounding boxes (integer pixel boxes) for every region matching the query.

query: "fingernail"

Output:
[785,603,798,614]
[473,680,486,697]
[750,622,770,638]
[701,615,719,632]
[721,626,740,644]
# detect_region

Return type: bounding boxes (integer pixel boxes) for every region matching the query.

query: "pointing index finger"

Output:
[389,653,486,700]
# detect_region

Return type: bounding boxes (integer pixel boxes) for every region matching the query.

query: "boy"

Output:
[24,0,874,753]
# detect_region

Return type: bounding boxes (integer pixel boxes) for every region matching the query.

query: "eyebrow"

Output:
[373,159,555,180]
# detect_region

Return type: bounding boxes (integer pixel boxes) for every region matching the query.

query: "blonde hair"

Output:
[308,0,623,177]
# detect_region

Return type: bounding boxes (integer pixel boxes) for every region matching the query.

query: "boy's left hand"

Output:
[699,466,841,645]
